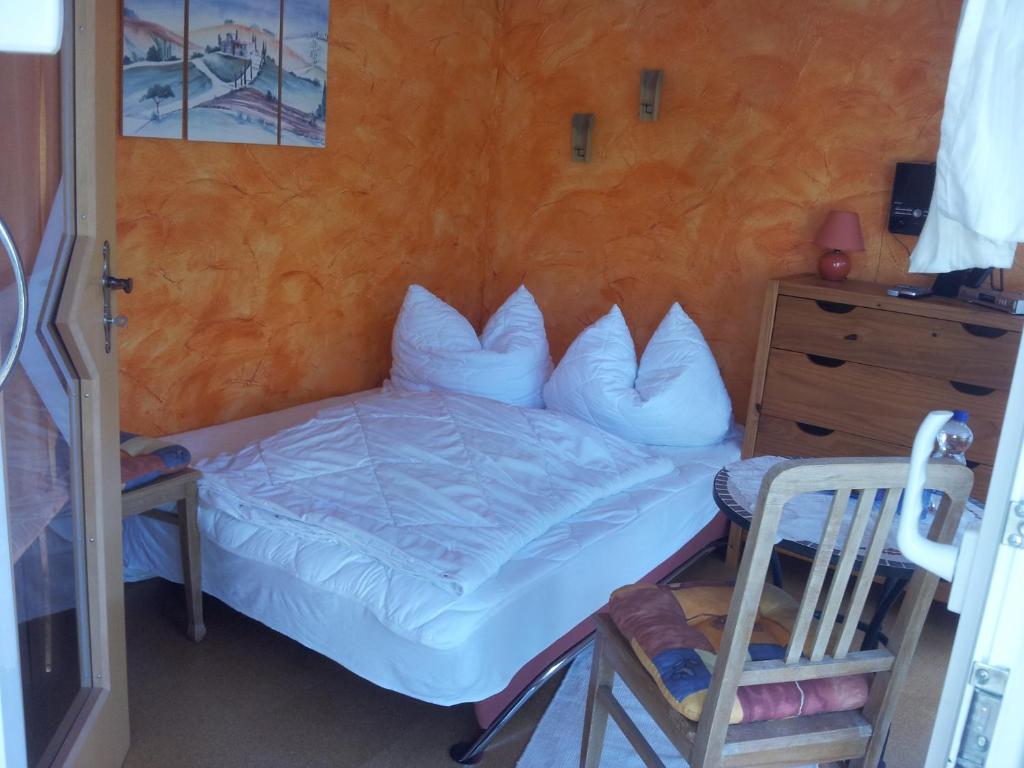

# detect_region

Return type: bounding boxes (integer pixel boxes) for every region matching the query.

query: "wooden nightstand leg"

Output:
[177,481,206,642]
[725,522,744,567]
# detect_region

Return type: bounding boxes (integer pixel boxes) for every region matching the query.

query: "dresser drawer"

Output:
[760,349,1006,464]
[752,415,907,458]
[771,296,1019,390]
[752,415,993,498]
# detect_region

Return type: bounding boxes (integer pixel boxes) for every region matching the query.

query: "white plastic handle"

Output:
[899,410,959,581]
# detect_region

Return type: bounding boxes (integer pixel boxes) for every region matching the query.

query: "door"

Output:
[0,1,128,766]
[923,331,1024,767]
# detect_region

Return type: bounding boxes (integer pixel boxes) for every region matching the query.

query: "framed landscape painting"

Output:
[121,0,329,147]
[122,0,187,138]
[187,0,282,144]
[280,0,328,147]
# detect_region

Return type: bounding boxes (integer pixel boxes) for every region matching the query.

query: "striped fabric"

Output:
[607,581,870,724]
[120,432,192,491]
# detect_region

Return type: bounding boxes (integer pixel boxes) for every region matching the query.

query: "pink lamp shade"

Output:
[814,210,864,281]
[814,210,865,252]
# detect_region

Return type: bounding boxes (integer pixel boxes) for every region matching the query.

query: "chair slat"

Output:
[811,488,878,661]
[832,488,902,659]
[739,648,893,686]
[785,488,851,664]
[721,709,872,765]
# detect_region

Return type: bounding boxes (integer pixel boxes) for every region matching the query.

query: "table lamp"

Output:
[814,210,864,281]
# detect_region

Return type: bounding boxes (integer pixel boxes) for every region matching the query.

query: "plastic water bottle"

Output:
[933,410,973,464]
[924,410,973,516]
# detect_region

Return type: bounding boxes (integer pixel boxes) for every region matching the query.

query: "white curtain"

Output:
[910,0,1024,273]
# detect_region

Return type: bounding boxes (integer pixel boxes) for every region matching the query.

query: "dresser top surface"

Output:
[777,274,1024,332]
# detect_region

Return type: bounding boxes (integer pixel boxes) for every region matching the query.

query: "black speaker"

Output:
[888,162,936,236]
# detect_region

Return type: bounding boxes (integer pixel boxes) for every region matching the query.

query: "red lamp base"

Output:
[818,249,851,281]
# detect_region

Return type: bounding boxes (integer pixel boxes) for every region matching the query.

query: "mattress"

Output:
[122,390,741,705]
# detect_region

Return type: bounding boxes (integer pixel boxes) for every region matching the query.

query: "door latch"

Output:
[101,240,132,353]
[1004,501,1024,548]
[956,663,1008,766]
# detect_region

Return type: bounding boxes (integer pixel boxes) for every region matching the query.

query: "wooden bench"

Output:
[121,469,205,642]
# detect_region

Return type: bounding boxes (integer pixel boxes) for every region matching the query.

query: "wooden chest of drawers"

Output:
[743,276,1024,500]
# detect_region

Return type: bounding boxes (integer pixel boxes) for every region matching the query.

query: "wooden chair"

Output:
[121,469,206,642]
[580,457,972,768]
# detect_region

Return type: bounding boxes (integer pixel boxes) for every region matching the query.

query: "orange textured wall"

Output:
[119,0,1022,436]
[117,1,497,434]
[483,0,994,423]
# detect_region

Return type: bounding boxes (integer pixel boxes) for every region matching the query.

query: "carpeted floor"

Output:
[123,552,956,767]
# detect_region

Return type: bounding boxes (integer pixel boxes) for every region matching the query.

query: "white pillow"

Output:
[542,303,732,446]
[389,284,552,408]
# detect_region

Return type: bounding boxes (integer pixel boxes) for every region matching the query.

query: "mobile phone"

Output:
[886,284,933,299]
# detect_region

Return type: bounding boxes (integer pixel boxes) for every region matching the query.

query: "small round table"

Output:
[712,456,982,649]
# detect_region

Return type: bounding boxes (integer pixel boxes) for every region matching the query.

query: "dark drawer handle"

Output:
[796,422,834,437]
[966,459,980,470]
[806,353,846,368]
[844,333,859,341]
[961,323,1007,339]
[950,380,996,396]
[815,300,856,314]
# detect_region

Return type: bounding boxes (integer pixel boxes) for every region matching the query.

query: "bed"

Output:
[122,387,740,759]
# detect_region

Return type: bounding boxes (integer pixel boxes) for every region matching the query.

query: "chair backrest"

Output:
[693,457,973,765]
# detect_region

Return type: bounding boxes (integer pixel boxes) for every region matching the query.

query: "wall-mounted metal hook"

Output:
[640,69,663,121]
[571,113,594,163]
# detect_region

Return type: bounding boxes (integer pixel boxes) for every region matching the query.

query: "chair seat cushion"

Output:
[608,581,871,724]
[120,432,192,492]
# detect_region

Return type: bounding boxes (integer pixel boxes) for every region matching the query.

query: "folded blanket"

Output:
[197,390,674,596]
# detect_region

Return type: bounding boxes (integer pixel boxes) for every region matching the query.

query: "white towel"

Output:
[910,0,1024,273]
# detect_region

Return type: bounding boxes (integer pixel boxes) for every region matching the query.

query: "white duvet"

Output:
[197,390,674,597]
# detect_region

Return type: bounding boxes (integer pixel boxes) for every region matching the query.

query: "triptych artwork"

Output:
[122,0,328,147]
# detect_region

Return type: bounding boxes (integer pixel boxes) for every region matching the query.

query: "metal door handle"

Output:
[101,240,130,353]
[102,274,133,294]
[0,217,28,391]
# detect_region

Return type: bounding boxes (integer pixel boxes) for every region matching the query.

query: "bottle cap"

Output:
[952,409,970,423]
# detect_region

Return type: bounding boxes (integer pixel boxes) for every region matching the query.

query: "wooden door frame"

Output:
[50,0,130,764]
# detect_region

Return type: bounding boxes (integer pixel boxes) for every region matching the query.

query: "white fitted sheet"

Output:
[122,390,741,705]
